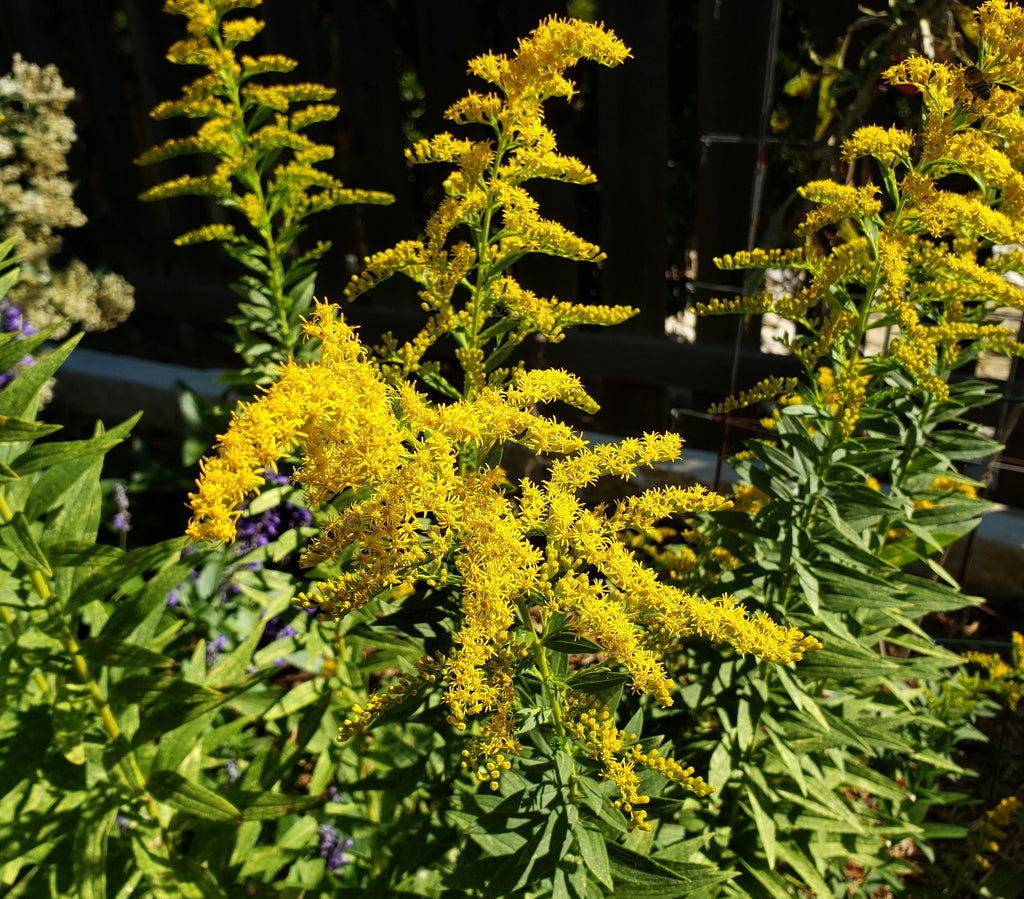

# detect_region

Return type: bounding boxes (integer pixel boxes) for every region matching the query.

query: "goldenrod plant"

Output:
[185,17,820,895]
[638,1,1024,893]
[137,0,394,387]
[342,18,636,400]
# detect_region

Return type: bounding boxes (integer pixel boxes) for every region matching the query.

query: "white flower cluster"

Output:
[0,54,133,335]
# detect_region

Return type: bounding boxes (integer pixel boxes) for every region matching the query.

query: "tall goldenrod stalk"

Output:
[185,17,820,832]
[138,0,393,385]
[698,0,1024,609]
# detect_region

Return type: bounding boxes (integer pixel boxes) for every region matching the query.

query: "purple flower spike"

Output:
[0,298,26,333]
[317,823,354,871]
[318,823,338,858]
[327,838,354,872]
[112,483,131,533]
[206,633,229,667]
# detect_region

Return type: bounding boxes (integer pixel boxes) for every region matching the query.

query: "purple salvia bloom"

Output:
[318,823,338,858]
[0,298,24,332]
[327,838,354,872]
[206,633,229,667]
[115,814,129,836]
[285,504,314,529]
[112,483,131,533]
[0,299,38,336]
[225,758,240,784]
[166,586,182,607]
[234,501,312,556]
[317,824,353,871]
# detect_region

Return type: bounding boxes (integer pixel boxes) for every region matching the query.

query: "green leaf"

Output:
[69,538,186,615]
[741,860,795,899]
[545,633,604,654]
[792,560,820,615]
[574,823,613,890]
[744,784,777,869]
[0,330,81,421]
[929,429,1000,461]
[12,429,134,476]
[0,417,62,443]
[147,770,241,822]
[234,790,319,820]
[774,664,828,730]
[208,619,269,687]
[53,699,87,765]
[74,805,120,899]
[748,440,803,479]
[762,719,808,796]
[79,636,175,670]
[0,512,52,576]
[130,831,215,899]
[608,843,730,893]
[43,541,124,572]
[773,839,831,896]
[98,549,191,646]
[33,456,103,553]
[707,739,732,791]
[795,646,902,681]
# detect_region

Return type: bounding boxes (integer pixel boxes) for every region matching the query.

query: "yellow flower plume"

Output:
[187,300,820,784]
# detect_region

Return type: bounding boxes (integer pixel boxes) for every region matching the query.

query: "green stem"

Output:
[213,20,292,366]
[462,129,514,401]
[516,597,566,740]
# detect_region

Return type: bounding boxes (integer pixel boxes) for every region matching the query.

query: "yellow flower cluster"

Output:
[963,631,1024,711]
[705,1,1024,420]
[187,299,821,787]
[927,475,980,499]
[342,17,636,398]
[730,485,770,514]
[337,654,443,741]
[796,181,882,237]
[972,795,1023,869]
[138,0,393,239]
[715,247,815,272]
[563,691,712,832]
[815,360,870,437]
[708,376,800,415]
[840,125,914,169]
